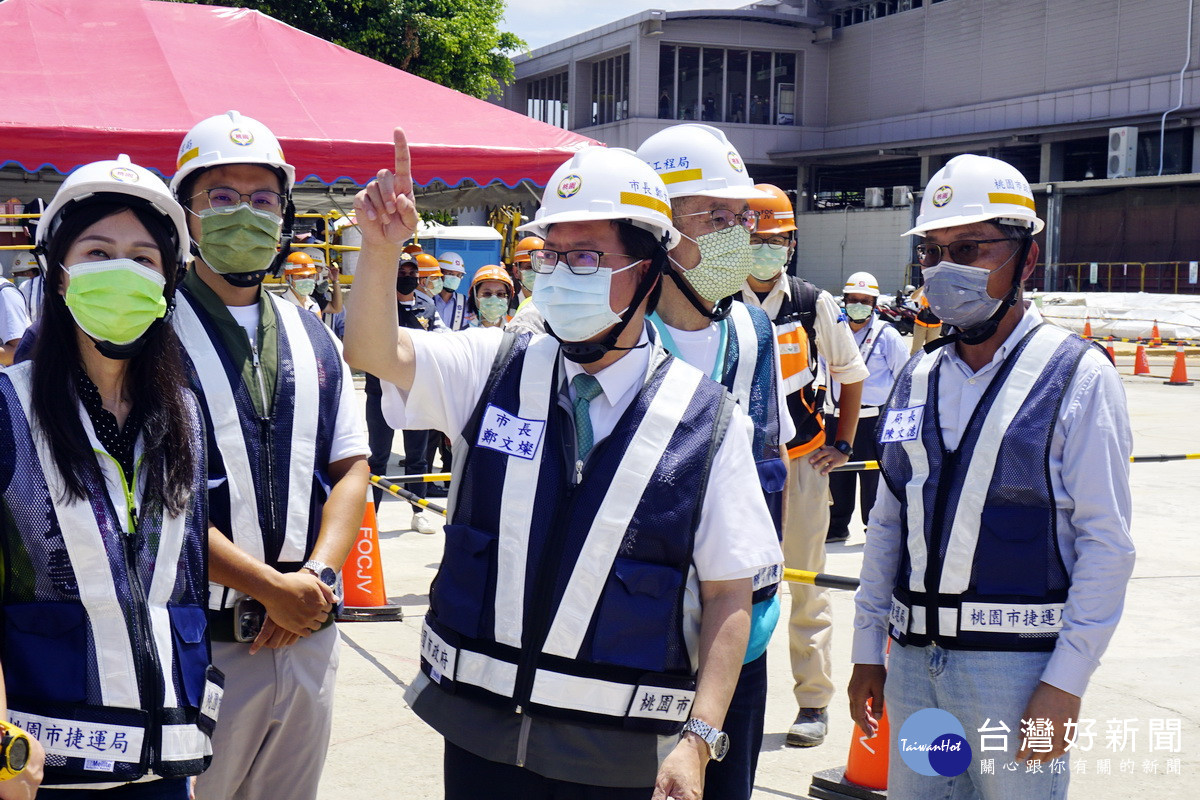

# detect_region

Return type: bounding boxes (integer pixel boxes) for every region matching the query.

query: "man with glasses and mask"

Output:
[345,133,781,800]
[740,182,867,749]
[169,111,370,800]
[635,124,791,799]
[849,154,1134,798]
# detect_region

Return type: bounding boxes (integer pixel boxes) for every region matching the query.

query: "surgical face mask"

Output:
[844,302,874,322]
[477,295,509,324]
[292,278,316,296]
[315,279,330,295]
[64,259,167,346]
[441,273,462,292]
[675,225,752,303]
[534,261,638,342]
[427,277,444,295]
[520,268,537,294]
[195,203,282,275]
[920,261,1004,330]
[396,274,419,295]
[749,245,788,282]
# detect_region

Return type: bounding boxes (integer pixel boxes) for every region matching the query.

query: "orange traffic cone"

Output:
[1105,337,1116,362]
[1152,321,1162,347]
[338,496,404,621]
[1134,344,1151,376]
[1083,317,1092,339]
[844,703,891,790]
[1165,345,1194,386]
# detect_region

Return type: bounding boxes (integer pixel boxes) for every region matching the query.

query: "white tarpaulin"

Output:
[1033,292,1200,342]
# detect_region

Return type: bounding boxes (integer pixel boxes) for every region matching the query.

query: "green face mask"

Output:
[292,278,316,296]
[520,268,537,293]
[427,277,444,295]
[64,259,167,345]
[196,203,282,275]
[749,245,788,281]
[477,295,509,324]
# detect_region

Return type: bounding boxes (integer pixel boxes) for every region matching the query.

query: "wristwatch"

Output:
[302,560,338,590]
[682,717,730,762]
[0,720,31,781]
[832,439,854,459]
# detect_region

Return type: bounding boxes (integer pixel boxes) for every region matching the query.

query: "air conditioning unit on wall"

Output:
[1107,126,1138,178]
[865,187,885,208]
[892,186,912,207]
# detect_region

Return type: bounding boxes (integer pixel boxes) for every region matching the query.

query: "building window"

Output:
[832,0,928,29]
[658,45,800,126]
[590,52,630,126]
[526,71,569,129]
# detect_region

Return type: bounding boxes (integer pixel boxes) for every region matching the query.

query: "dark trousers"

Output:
[365,390,429,511]
[704,651,767,800]
[444,740,651,800]
[827,413,881,538]
[425,430,452,474]
[39,778,189,798]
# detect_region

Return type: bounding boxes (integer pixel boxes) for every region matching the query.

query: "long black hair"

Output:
[31,197,197,516]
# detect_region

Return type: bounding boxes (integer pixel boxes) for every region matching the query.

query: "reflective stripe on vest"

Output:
[728,302,758,407]
[775,319,813,395]
[272,294,320,563]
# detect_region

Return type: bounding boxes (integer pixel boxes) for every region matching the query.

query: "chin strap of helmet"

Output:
[547,247,666,364]
[923,235,1032,353]
[663,263,733,322]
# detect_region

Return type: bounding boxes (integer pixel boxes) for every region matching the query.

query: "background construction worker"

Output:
[512,234,543,305]
[849,154,1135,798]
[740,182,868,748]
[909,283,943,354]
[636,123,791,800]
[823,271,907,542]
[345,132,781,800]
[465,264,514,329]
[363,251,446,526]
[169,111,369,800]
[283,250,321,314]
[10,250,43,323]
[433,251,468,330]
[416,251,442,297]
[1,156,209,796]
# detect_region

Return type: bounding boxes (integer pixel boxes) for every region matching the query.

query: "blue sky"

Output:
[502,1,742,52]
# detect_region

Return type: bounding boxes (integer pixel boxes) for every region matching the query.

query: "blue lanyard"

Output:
[648,312,729,382]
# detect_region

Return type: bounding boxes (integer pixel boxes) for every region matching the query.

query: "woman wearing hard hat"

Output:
[0,156,215,796]
[465,265,514,329]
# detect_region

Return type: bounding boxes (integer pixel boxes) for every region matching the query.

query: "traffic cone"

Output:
[844,704,891,790]
[1152,321,1162,347]
[1105,337,1116,362]
[1134,344,1151,376]
[1165,345,1194,386]
[338,495,404,621]
[1083,317,1092,339]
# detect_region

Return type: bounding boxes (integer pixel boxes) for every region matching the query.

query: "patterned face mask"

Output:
[673,225,753,304]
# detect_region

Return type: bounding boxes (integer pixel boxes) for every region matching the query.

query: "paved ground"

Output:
[316,351,1199,799]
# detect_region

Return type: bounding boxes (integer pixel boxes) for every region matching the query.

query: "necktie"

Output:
[571,373,604,459]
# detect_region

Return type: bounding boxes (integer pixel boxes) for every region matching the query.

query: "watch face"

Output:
[8,736,28,772]
[318,567,338,587]
[712,731,730,762]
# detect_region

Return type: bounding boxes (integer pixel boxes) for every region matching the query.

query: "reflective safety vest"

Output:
[878,324,1091,650]
[825,314,887,417]
[174,288,344,610]
[769,277,825,457]
[422,333,732,735]
[0,363,217,785]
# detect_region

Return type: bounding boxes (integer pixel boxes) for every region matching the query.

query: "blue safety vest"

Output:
[878,324,1090,650]
[0,363,215,784]
[421,332,731,734]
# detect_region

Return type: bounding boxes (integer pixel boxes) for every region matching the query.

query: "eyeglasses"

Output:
[750,235,790,250]
[915,238,1014,268]
[528,249,638,275]
[676,209,759,234]
[196,187,284,214]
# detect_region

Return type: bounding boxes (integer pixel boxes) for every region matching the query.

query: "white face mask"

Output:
[674,225,753,303]
[921,261,1004,330]
[533,260,639,342]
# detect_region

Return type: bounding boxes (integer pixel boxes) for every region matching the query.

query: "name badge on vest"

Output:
[880,406,923,443]
[476,403,546,460]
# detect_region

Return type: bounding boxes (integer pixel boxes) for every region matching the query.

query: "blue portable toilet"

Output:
[427,226,504,292]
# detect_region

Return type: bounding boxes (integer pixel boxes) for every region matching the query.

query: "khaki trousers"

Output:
[783,456,834,710]
[910,323,941,355]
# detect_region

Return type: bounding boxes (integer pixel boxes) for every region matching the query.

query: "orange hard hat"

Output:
[285,250,318,277]
[471,264,513,292]
[747,183,796,235]
[415,252,442,277]
[403,243,424,254]
[513,236,544,264]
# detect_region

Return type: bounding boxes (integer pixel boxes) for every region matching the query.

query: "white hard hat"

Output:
[11,251,40,274]
[37,154,190,268]
[436,252,466,272]
[905,154,1044,237]
[843,271,880,298]
[520,146,681,248]
[636,124,769,201]
[170,110,296,195]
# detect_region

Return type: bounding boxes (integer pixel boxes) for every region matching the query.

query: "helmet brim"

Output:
[521,209,682,250]
[904,212,1045,237]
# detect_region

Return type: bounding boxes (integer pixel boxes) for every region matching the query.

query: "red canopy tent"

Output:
[0,0,596,188]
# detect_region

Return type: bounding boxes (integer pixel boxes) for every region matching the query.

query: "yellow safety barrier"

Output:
[783,568,860,591]
[370,474,447,516]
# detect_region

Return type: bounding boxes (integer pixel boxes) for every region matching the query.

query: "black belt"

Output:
[209,606,335,643]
